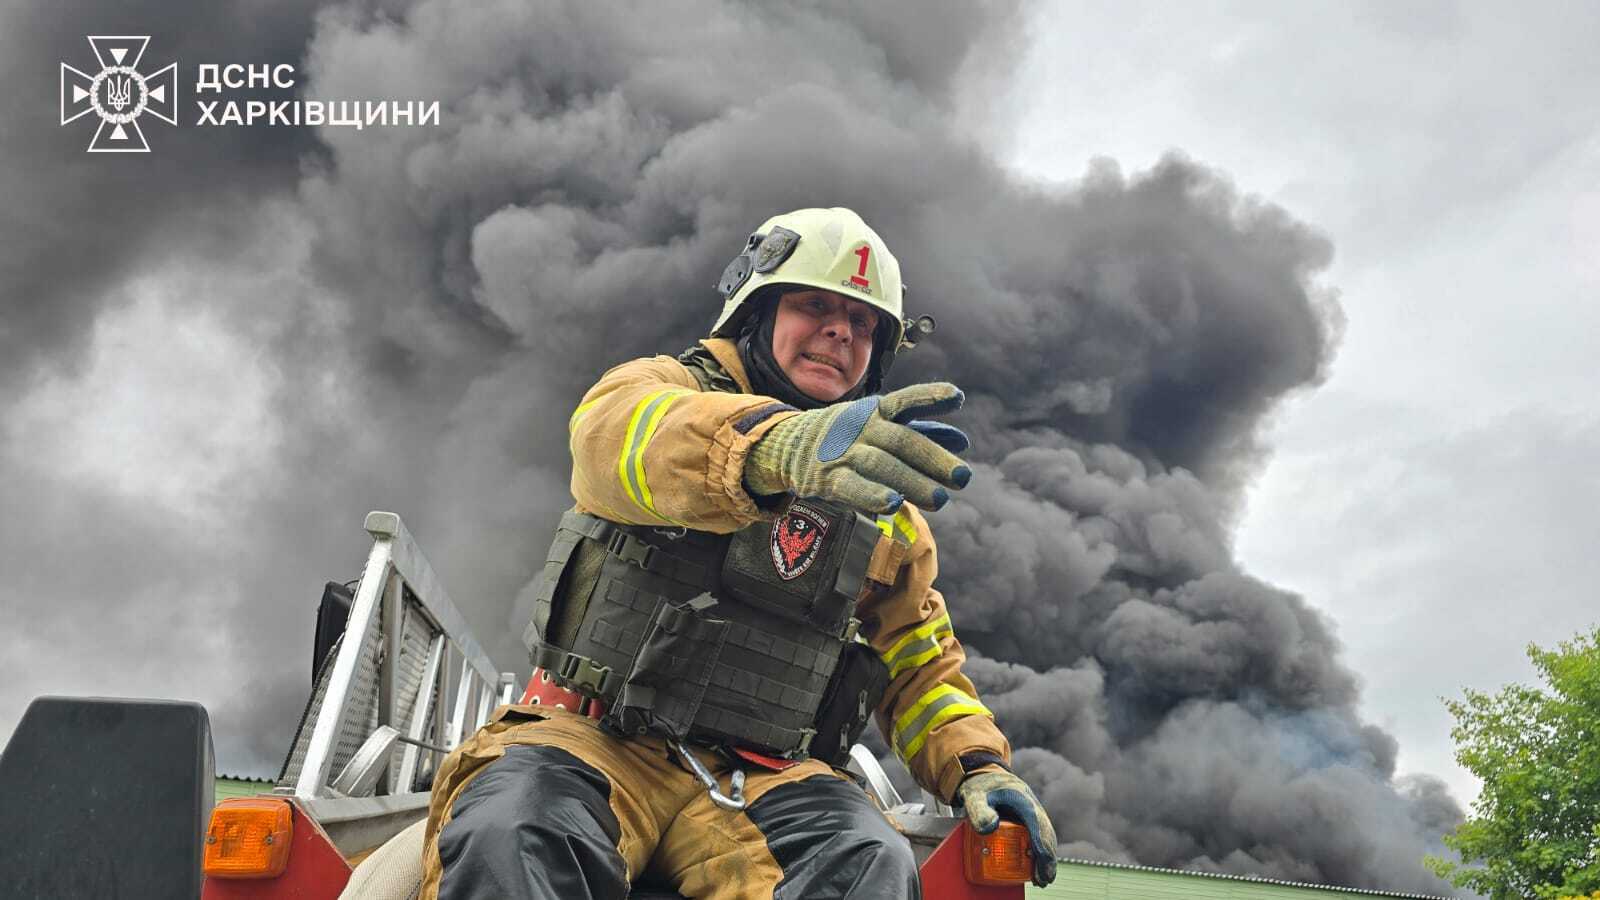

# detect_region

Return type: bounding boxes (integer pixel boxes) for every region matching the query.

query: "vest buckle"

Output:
[608,530,657,571]
[558,654,615,698]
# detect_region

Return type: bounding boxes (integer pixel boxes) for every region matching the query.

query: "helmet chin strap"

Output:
[736,300,881,411]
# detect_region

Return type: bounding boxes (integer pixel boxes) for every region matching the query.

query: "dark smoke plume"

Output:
[0,0,1460,893]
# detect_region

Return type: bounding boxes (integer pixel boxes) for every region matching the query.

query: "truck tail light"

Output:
[203,798,293,879]
[962,820,1033,886]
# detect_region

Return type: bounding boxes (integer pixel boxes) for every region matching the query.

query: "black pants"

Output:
[436,744,919,900]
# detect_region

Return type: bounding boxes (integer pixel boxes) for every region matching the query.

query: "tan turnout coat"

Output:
[419,338,1008,896]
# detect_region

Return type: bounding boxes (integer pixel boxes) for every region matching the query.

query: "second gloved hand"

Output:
[743,382,972,516]
[956,769,1058,887]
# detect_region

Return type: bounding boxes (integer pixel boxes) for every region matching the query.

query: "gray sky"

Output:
[998,0,1600,806]
[5,0,1594,892]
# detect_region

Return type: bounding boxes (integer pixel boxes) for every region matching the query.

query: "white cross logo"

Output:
[60,36,178,153]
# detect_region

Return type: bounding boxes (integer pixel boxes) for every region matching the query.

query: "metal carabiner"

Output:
[671,740,747,812]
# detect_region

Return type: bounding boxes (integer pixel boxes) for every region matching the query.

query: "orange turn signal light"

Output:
[203,797,293,879]
[963,820,1033,885]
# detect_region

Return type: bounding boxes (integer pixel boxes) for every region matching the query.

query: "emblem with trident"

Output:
[106,73,133,112]
[59,36,178,152]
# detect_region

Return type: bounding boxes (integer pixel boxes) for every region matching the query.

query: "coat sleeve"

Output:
[859,503,1012,802]
[566,355,801,533]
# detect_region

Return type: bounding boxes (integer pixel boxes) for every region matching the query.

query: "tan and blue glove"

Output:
[744,383,972,516]
[957,768,1058,887]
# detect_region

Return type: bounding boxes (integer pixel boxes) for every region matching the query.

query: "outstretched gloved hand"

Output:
[956,769,1058,887]
[743,383,972,516]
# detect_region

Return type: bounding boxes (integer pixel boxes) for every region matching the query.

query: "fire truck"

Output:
[0,511,1035,899]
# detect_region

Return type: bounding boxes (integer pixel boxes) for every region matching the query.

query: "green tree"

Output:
[1427,627,1600,899]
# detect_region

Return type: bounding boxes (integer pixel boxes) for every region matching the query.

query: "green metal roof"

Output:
[1028,858,1446,900]
[215,774,275,802]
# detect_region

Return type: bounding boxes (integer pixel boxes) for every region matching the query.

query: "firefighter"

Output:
[419,208,1057,899]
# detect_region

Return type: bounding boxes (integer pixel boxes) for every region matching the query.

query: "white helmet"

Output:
[711,207,908,350]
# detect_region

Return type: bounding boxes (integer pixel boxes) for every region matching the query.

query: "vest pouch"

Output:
[611,595,728,742]
[808,639,890,767]
[721,499,879,638]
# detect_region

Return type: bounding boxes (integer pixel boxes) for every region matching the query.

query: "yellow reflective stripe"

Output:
[904,698,990,761]
[617,391,668,520]
[894,510,914,542]
[893,509,918,544]
[616,390,689,524]
[568,399,599,431]
[893,684,991,761]
[894,684,958,740]
[633,391,683,515]
[876,510,918,545]
[880,613,953,680]
[888,645,944,681]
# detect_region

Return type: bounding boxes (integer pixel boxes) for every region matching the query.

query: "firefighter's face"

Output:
[771,289,878,402]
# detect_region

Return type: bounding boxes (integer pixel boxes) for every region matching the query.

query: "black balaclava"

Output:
[735,290,887,411]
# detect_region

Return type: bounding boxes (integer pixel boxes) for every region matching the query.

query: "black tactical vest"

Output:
[522,347,891,765]
[521,499,891,765]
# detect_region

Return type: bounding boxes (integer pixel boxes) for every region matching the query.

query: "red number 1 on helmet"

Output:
[850,246,871,288]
